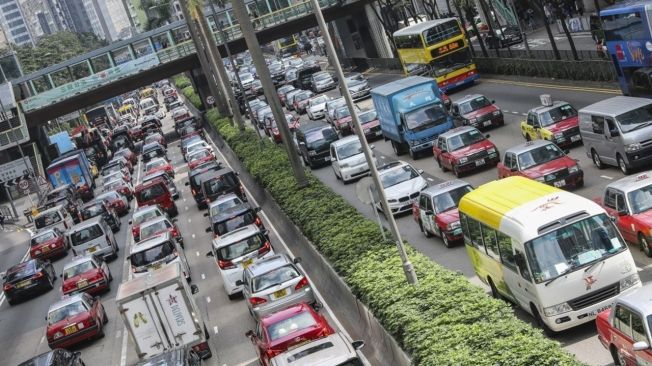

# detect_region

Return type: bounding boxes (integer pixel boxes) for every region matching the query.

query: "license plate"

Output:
[475,159,485,166]
[242,258,254,268]
[64,325,78,335]
[453,228,463,235]
[42,246,50,252]
[588,304,612,317]
[273,288,288,299]
[87,246,97,253]
[16,279,31,289]
[483,120,492,127]
[363,129,369,134]
[553,180,566,188]
[77,280,88,289]
[376,130,382,136]
[571,135,581,142]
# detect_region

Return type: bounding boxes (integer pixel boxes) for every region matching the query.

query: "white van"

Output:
[139,97,158,116]
[34,205,74,233]
[67,217,118,260]
[129,232,191,281]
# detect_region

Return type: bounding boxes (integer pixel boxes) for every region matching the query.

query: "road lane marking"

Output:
[116,330,121,338]
[188,219,192,223]
[206,296,211,303]
[601,175,613,180]
[196,251,200,256]
[192,234,195,239]
[185,206,189,211]
[201,273,206,280]
[427,178,434,181]
[213,326,219,335]
[483,78,622,95]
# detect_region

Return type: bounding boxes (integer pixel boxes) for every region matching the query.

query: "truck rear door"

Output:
[122,294,170,359]
[152,282,203,348]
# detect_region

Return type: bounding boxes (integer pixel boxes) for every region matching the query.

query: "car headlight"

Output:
[487,147,496,154]
[535,176,545,183]
[543,302,572,317]
[492,110,501,116]
[308,150,317,156]
[626,143,642,153]
[54,332,63,339]
[458,157,468,164]
[339,162,350,168]
[568,165,580,174]
[620,273,641,291]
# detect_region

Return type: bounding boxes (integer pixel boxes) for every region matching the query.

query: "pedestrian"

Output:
[305,41,312,55]
[0,211,6,231]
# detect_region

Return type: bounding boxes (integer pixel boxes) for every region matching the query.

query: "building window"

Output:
[5,10,21,20]
[14,34,30,43]
[7,19,21,27]
[2,3,17,12]
[10,26,27,36]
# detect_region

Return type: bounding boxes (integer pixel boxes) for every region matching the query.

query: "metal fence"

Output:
[482,47,608,61]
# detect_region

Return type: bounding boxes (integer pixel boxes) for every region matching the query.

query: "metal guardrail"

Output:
[156,41,196,64]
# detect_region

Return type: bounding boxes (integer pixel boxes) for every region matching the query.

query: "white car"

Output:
[330,136,375,183]
[206,225,274,299]
[129,232,191,280]
[155,109,166,119]
[184,140,213,161]
[373,161,428,215]
[307,95,330,120]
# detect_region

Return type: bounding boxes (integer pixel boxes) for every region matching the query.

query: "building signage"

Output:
[0,158,33,185]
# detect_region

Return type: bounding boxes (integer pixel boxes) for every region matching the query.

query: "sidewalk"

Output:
[0,193,37,233]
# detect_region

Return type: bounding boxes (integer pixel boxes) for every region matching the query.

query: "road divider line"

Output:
[600,175,613,180]
[206,296,211,303]
[0,246,31,307]
[201,273,206,280]
[483,78,622,94]
[213,326,218,335]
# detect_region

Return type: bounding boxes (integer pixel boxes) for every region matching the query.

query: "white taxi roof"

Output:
[606,171,652,194]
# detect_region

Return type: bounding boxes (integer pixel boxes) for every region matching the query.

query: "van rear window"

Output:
[35,212,62,229]
[217,233,265,261]
[203,174,238,196]
[71,225,104,246]
[138,184,165,201]
[215,211,255,235]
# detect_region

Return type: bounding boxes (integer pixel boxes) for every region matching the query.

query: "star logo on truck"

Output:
[166,294,178,305]
[532,196,560,212]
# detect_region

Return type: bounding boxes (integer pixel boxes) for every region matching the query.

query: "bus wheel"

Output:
[488,277,501,300]
[639,233,652,257]
[531,304,555,337]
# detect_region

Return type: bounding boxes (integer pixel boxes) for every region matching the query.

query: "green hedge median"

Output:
[207,109,583,366]
[172,75,203,110]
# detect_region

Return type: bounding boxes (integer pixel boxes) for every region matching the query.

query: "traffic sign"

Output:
[18,178,29,190]
[36,175,48,187]
[206,96,215,106]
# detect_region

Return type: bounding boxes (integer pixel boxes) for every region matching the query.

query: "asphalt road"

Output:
[470,27,599,52]
[268,71,638,366]
[0,94,361,366]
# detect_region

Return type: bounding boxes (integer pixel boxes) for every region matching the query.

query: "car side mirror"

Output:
[634,341,650,351]
[491,100,496,104]
[352,340,365,350]
[203,212,209,217]
[485,134,490,138]
[190,284,199,294]
[563,149,570,155]
[235,279,244,286]
[205,227,212,233]
[205,251,214,258]
[172,218,178,223]
[184,182,189,186]
[245,330,254,338]
[293,257,302,264]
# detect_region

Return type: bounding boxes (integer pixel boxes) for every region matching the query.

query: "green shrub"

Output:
[172,75,192,89]
[171,75,203,109]
[206,109,584,366]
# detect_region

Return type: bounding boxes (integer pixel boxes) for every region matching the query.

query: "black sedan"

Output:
[485,26,523,49]
[3,259,56,305]
[18,349,85,366]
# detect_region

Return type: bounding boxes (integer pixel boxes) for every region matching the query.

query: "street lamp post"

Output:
[308,0,417,285]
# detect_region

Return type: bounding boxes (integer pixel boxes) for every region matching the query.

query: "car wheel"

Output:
[488,277,501,300]
[639,233,652,257]
[6,297,15,306]
[437,158,448,172]
[391,141,405,156]
[227,292,239,300]
[45,274,54,290]
[617,154,631,175]
[108,269,113,282]
[532,305,555,337]
[610,345,624,366]
[591,149,604,169]
[453,164,461,178]
[102,308,108,324]
[419,220,432,238]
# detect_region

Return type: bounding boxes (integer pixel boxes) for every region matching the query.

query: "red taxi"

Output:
[129,125,143,141]
[114,148,137,165]
[412,180,474,247]
[270,114,300,143]
[433,126,499,177]
[46,293,108,349]
[497,140,583,189]
[187,149,216,170]
[594,171,652,257]
[96,191,129,216]
[520,97,581,148]
[246,302,334,366]
[145,158,175,179]
[61,255,112,296]
[143,132,167,148]
[333,105,360,135]
[451,94,504,130]
[129,205,167,242]
[138,216,184,248]
[30,228,69,260]
[358,109,382,140]
[135,177,179,217]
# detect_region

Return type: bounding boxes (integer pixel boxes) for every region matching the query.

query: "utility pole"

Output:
[231,0,308,188]
[309,0,418,285]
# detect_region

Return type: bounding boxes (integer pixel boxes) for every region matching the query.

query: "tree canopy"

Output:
[14,31,107,74]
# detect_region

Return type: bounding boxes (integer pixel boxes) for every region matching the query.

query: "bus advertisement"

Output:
[458,176,640,333]
[393,18,479,92]
[600,1,652,97]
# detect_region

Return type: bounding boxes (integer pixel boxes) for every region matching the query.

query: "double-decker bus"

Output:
[459,176,640,334]
[277,35,299,57]
[600,0,652,97]
[393,18,479,92]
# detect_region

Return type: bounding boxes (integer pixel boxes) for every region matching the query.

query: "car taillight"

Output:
[34,271,44,279]
[50,243,58,249]
[249,296,267,306]
[3,283,12,291]
[266,348,283,360]
[295,277,309,290]
[254,217,262,227]
[218,259,235,270]
[258,241,271,256]
[191,188,197,195]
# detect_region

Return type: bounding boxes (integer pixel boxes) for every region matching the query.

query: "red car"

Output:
[270,115,300,143]
[412,180,473,247]
[30,228,69,260]
[293,91,315,114]
[433,126,500,177]
[135,177,178,217]
[130,205,167,242]
[114,148,137,165]
[137,216,184,247]
[521,100,581,148]
[61,255,112,296]
[277,85,295,107]
[497,140,583,189]
[451,94,504,130]
[246,303,334,366]
[96,191,129,216]
[187,149,216,170]
[129,125,143,141]
[46,292,108,349]
[143,132,166,148]
[333,105,361,135]
[145,158,175,179]
[358,109,382,140]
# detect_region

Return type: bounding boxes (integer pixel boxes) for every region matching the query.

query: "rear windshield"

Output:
[71,225,104,246]
[6,262,34,282]
[35,211,62,229]
[209,197,243,217]
[130,241,176,268]
[140,221,169,240]
[31,231,56,246]
[253,264,300,292]
[81,204,105,220]
[143,149,162,161]
[133,209,162,226]
[63,261,95,280]
[138,184,166,201]
[48,301,88,325]
[266,311,317,341]
[215,211,255,235]
[217,233,265,261]
[203,174,238,197]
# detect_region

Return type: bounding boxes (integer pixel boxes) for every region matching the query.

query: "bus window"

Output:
[481,224,499,260]
[602,12,645,41]
[466,217,483,249]
[496,232,516,271]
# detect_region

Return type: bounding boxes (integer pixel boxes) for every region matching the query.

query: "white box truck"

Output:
[116,263,212,361]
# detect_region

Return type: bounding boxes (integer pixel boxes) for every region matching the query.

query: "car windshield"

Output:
[63,261,95,280]
[32,231,56,245]
[97,192,120,202]
[404,103,448,132]
[48,301,87,325]
[102,165,121,175]
[81,204,104,219]
[146,160,166,170]
[210,197,243,217]
[134,209,161,226]
[189,150,211,161]
[305,128,338,148]
[539,103,577,127]
[314,73,330,81]
[310,96,328,106]
[615,103,652,132]
[217,234,265,261]
[253,264,301,292]
[433,185,473,213]
[130,241,176,268]
[517,143,564,170]
[459,96,492,114]
[70,225,103,246]
[279,86,294,94]
[296,92,312,102]
[216,212,255,235]
[138,184,165,201]
[447,129,485,151]
[266,311,317,341]
[525,213,625,283]
[6,262,34,282]
[204,174,238,196]
[628,185,652,214]
[336,107,352,119]
[380,165,419,188]
[359,110,377,124]
[144,149,162,160]
[337,140,363,160]
[31,211,59,228]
